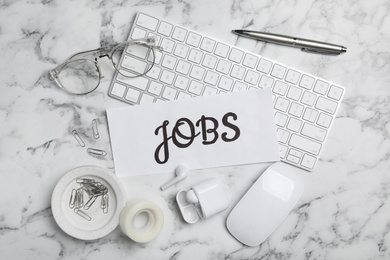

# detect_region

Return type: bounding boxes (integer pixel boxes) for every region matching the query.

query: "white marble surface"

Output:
[1,0,390,259]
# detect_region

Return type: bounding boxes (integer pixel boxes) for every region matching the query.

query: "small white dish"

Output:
[51,166,126,240]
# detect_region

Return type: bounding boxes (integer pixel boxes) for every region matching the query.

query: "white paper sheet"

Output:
[107,89,280,177]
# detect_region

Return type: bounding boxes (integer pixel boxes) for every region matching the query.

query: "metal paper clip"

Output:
[92,119,100,139]
[87,148,107,156]
[71,130,85,147]
[74,209,92,221]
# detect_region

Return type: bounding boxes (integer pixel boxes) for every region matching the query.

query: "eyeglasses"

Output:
[49,37,163,95]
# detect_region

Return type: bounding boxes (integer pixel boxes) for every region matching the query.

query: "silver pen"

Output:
[232,30,347,55]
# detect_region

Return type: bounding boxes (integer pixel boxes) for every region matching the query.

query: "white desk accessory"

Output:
[226,162,304,246]
[108,12,345,172]
[160,164,188,190]
[176,178,229,224]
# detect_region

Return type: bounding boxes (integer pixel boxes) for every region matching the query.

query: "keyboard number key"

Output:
[274,97,290,112]
[259,75,274,88]
[287,86,303,101]
[242,54,258,69]
[272,81,288,96]
[301,91,317,106]
[160,38,175,53]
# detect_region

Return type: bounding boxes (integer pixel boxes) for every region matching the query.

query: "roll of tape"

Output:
[119,199,164,243]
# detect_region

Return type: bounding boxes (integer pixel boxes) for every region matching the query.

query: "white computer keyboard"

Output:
[108,12,345,171]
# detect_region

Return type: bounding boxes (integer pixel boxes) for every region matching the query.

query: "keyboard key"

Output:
[204,71,219,85]
[111,83,126,98]
[287,154,300,164]
[216,60,232,74]
[158,21,173,36]
[177,92,192,99]
[188,49,203,64]
[257,58,272,74]
[288,102,304,117]
[301,154,316,169]
[200,37,216,52]
[161,55,177,70]
[242,53,258,69]
[289,149,302,158]
[160,70,175,84]
[145,66,161,79]
[231,64,246,80]
[148,81,163,96]
[202,54,218,69]
[162,86,178,100]
[176,60,191,75]
[317,113,332,128]
[287,117,302,132]
[313,80,329,95]
[287,86,303,101]
[301,91,317,106]
[274,97,290,112]
[188,81,204,95]
[258,75,274,88]
[228,48,244,63]
[172,26,187,42]
[203,86,218,96]
[273,81,288,96]
[137,13,159,31]
[271,64,287,79]
[328,85,344,100]
[122,56,148,74]
[279,144,288,158]
[131,27,147,39]
[277,128,290,143]
[218,76,234,91]
[140,93,155,105]
[233,81,247,92]
[190,65,205,80]
[315,96,338,114]
[125,88,141,103]
[117,72,149,90]
[174,75,190,90]
[285,69,301,84]
[186,32,201,47]
[173,43,189,58]
[214,43,230,58]
[300,74,315,90]
[160,38,175,53]
[301,123,327,142]
[303,107,318,123]
[244,70,260,85]
[289,134,321,155]
[275,112,288,127]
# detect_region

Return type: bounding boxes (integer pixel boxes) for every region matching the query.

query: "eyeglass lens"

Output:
[58,60,100,95]
[111,43,155,77]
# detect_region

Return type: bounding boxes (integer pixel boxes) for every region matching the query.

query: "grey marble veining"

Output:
[1,0,390,259]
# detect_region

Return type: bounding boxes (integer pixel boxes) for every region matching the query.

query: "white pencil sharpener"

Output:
[176,178,229,224]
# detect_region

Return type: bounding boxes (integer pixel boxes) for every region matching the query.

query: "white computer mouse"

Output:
[226,162,304,246]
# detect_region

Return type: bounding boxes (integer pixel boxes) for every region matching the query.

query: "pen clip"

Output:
[301,48,342,55]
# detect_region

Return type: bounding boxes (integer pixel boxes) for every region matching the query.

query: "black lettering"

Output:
[196,115,219,145]
[221,112,240,142]
[154,120,171,164]
[172,118,199,148]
